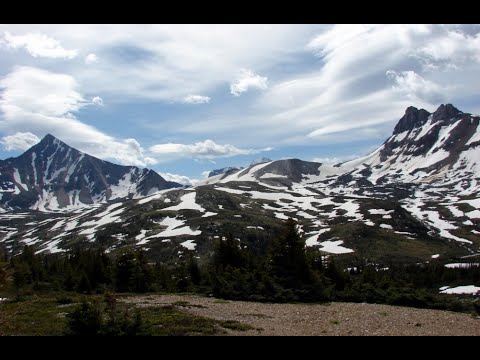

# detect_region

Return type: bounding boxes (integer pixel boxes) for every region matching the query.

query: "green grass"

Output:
[218,320,255,331]
[0,293,255,336]
[0,296,70,336]
[326,223,469,264]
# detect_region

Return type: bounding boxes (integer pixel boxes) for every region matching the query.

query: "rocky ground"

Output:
[121,294,480,336]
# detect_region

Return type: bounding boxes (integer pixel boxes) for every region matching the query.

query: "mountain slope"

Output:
[0,104,479,264]
[0,134,181,211]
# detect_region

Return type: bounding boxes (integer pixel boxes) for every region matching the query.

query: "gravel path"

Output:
[121,294,480,336]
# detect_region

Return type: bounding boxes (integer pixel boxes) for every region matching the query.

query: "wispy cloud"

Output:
[182,94,210,104]
[2,31,78,59]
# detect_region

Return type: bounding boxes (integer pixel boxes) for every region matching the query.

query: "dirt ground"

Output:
[121,294,480,336]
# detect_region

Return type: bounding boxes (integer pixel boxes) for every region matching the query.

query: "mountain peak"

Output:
[250,157,272,166]
[37,133,64,146]
[393,106,431,135]
[43,133,56,141]
[432,104,462,122]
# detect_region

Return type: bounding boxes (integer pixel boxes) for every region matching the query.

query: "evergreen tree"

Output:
[187,253,201,286]
[267,218,310,290]
[115,251,137,292]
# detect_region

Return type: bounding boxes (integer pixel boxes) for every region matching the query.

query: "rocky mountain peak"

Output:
[0,135,181,210]
[392,106,431,135]
[432,103,463,123]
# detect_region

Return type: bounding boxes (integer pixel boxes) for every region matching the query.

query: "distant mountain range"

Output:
[0,104,479,264]
[0,134,182,211]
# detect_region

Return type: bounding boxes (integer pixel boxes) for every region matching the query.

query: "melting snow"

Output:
[431,254,440,259]
[439,285,480,295]
[466,210,480,219]
[447,206,464,217]
[445,263,479,268]
[260,173,288,179]
[368,209,393,215]
[305,228,331,246]
[137,189,174,205]
[163,192,206,212]
[318,240,354,254]
[202,212,217,218]
[136,230,148,242]
[180,240,196,250]
[246,226,264,230]
[156,217,201,237]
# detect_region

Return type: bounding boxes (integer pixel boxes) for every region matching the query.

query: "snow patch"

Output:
[444,263,479,268]
[260,173,288,179]
[180,240,196,250]
[163,192,206,212]
[439,285,480,295]
[318,239,354,254]
[368,209,393,215]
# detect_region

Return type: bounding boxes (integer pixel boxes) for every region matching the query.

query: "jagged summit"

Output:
[432,103,463,122]
[2,104,480,260]
[393,106,431,135]
[0,135,181,211]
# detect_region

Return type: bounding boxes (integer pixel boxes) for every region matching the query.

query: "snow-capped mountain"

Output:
[0,134,182,211]
[1,104,479,263]
[198,104,480,193]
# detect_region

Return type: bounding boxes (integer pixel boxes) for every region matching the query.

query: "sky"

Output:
[1,24,480,184]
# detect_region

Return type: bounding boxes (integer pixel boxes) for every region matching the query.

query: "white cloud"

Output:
[230,69,268,96]
[0,66,155,167]
[1,66,86,117]
[386,70,447,104]
[0,24,315,102]
[0,132,40,151]
[1,25,480,162]
[92,96,104,106]
[159,172,198,186]
[182,94,210,104]
[412,28,480,70]
[2,31,78,59]
[150,139,272,159]
[246,24,480,146]
[85,53,98,64]
[201,171,211,178]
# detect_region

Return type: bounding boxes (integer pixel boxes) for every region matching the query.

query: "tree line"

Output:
[3,218,479,312]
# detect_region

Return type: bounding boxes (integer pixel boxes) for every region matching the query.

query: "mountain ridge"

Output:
[0,104,479,262]
[0,133,182,211]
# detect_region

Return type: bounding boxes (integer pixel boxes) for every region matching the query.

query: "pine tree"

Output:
[267,218,310,290]
[115,251,137,292]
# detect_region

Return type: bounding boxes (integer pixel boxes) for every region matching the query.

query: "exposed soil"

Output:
[121,294,480,336]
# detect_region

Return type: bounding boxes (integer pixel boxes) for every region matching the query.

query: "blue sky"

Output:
[1,24,480,184]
